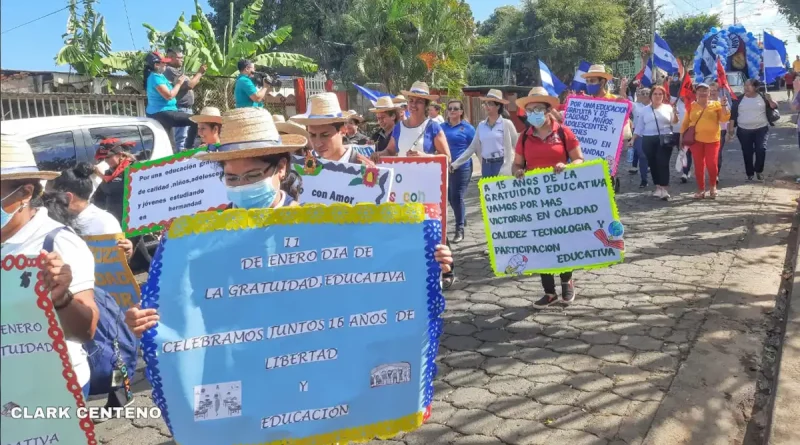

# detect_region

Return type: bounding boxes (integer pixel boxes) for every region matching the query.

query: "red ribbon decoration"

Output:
[594,229,625,251]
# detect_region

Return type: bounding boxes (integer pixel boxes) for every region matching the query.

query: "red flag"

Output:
[679,73,695,108]
[676,58,685,79]
[716,58,737,100]
[663,77,671,102]
[634,65,646,82]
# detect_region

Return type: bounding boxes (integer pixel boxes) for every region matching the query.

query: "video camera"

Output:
[251,70,282,89]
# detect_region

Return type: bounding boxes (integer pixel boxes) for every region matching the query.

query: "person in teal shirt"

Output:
[143,52,197,153]
[234,59,269,108]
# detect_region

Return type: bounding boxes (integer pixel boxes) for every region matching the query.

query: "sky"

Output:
[0,0,796,72]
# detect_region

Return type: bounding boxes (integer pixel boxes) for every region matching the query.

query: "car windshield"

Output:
[727,73,744,86]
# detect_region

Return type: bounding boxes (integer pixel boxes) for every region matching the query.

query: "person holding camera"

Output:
[234,59,271,108]
[143,52,198,153]
[164,49,206,150]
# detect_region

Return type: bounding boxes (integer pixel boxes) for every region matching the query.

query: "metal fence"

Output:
[0,92,145,121]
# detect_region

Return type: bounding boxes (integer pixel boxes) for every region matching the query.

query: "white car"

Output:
[2,115,173,173]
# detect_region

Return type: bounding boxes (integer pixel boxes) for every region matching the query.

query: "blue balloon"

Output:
[711,27,719,33]
[608,221,624,238]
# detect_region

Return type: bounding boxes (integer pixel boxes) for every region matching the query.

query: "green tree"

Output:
[615,0,658,62]
[55,0,137,90]
[521,0,626,78]
[659,13,722,68]
[774,0,800,29]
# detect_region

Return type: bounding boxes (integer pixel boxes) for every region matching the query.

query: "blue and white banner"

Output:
[763,32,788,85]
[538,60,566,97]
[571,61,592,92]
[641,59,654,88]
[353,84,393,106]
[653,33,680,75]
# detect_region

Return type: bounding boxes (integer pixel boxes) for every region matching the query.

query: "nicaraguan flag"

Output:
[571,60,591,92]
[538,60,566,96]
[641,59,654,88]
[353,83,393,106]
[698,35,717,80]
[763,32,788,85]
[653,33,680,75]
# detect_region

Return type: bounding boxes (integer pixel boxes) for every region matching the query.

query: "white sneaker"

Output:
[652,188,663,198]
[661,189,671,201]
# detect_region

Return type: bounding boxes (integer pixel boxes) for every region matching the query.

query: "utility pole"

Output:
[733,0,737,25]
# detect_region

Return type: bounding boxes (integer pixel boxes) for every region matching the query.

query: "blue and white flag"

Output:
[640,58,654,88]
[653,33,680,75]
[538,60,567,96]
[353,83,393,106]
[698,35,717,80]
[763,32,788,85]
[571,60,592,92]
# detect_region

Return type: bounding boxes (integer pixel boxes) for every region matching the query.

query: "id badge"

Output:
[111,369,124,387]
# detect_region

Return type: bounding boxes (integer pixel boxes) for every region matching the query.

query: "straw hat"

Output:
[273,115,310,138]
[479,89,510,105]
[289,93,353,125]
[0,133,60,180]
[392,95,408,106]
[400,81,439,101]
[369,96,403,113]
[195,108,307,162]
[581,64,613,81]
[189,106,222,124]
[346,110,365,124]
[515,87,560,109]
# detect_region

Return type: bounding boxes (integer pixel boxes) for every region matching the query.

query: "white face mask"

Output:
[0,186,24,230]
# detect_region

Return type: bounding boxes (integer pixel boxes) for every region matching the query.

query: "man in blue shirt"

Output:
[234,59,269,108]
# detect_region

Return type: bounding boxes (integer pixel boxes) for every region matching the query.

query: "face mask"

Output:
[0,186,23,230]
[226,178,277,209]
[586,84,601,95]
[527,111,547,128]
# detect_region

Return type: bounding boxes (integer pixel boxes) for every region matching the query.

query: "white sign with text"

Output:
[562,96,632,176]
[291,155,393,205]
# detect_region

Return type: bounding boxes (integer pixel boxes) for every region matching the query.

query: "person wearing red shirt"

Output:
[512,87,585,308]
[786,72,796,101]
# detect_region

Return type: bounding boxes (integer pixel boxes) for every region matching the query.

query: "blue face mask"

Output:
[586,83,601,95]
[527,110,547,128]
[226,178,277,209]
[0,186,23,230]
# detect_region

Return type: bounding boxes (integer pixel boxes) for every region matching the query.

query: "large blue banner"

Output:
[140,203,443,444]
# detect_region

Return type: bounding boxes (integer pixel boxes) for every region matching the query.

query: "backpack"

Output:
[43,226,139,397]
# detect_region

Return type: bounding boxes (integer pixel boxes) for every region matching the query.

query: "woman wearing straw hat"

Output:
[1,133,100,399]
[371,81,451,161]
[450,89,518,179]
[369,96,403,153]
[190,107,223,148]
[290,93,375,165]
[343,111,370,145]
[125,107,455,334]
[512,87,585,308]
[143,52,198,153]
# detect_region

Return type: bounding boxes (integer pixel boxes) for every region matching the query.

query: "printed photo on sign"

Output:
[123,148,228,236]
[478,160,624,276]
[291,152,393,205]
[139,204,443,444]
[193,381,242,421]
[1,256,95,444]
[378,156,448,242]
[562,96,632,176]
[83,234,142,311]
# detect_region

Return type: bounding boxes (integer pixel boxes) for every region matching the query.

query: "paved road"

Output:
[95,97,800,445]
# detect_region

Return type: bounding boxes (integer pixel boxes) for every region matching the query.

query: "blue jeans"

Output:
[633,138,648,183]
[481,158,503,179]
[82,382,90,399]
[449,163,472,231]
[173,106,193,151]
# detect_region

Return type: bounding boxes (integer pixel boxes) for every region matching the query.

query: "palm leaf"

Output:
[231,0,264,45]
[251,52,318,73]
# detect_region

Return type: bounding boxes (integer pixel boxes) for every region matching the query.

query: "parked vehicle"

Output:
[2,115,173,271]
[726,72,745,97]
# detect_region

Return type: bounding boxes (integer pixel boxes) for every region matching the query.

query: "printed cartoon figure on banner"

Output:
[291,152,394,205]
[83,234,142,311]
[123,147,228,236]
[562,96,632,176]
[478,160,623,276]
[378,156,448,241]
[1,255,95,444]
[139,203,444,445]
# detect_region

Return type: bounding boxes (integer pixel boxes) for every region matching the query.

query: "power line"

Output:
[121,0,137,48]
[1,5,70,35]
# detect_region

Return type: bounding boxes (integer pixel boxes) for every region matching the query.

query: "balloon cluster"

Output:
[693,25,763,83]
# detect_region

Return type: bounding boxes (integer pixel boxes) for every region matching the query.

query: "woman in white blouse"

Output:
[632,86,679,201]
[731,79,778,181]
[451,89,519,178]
